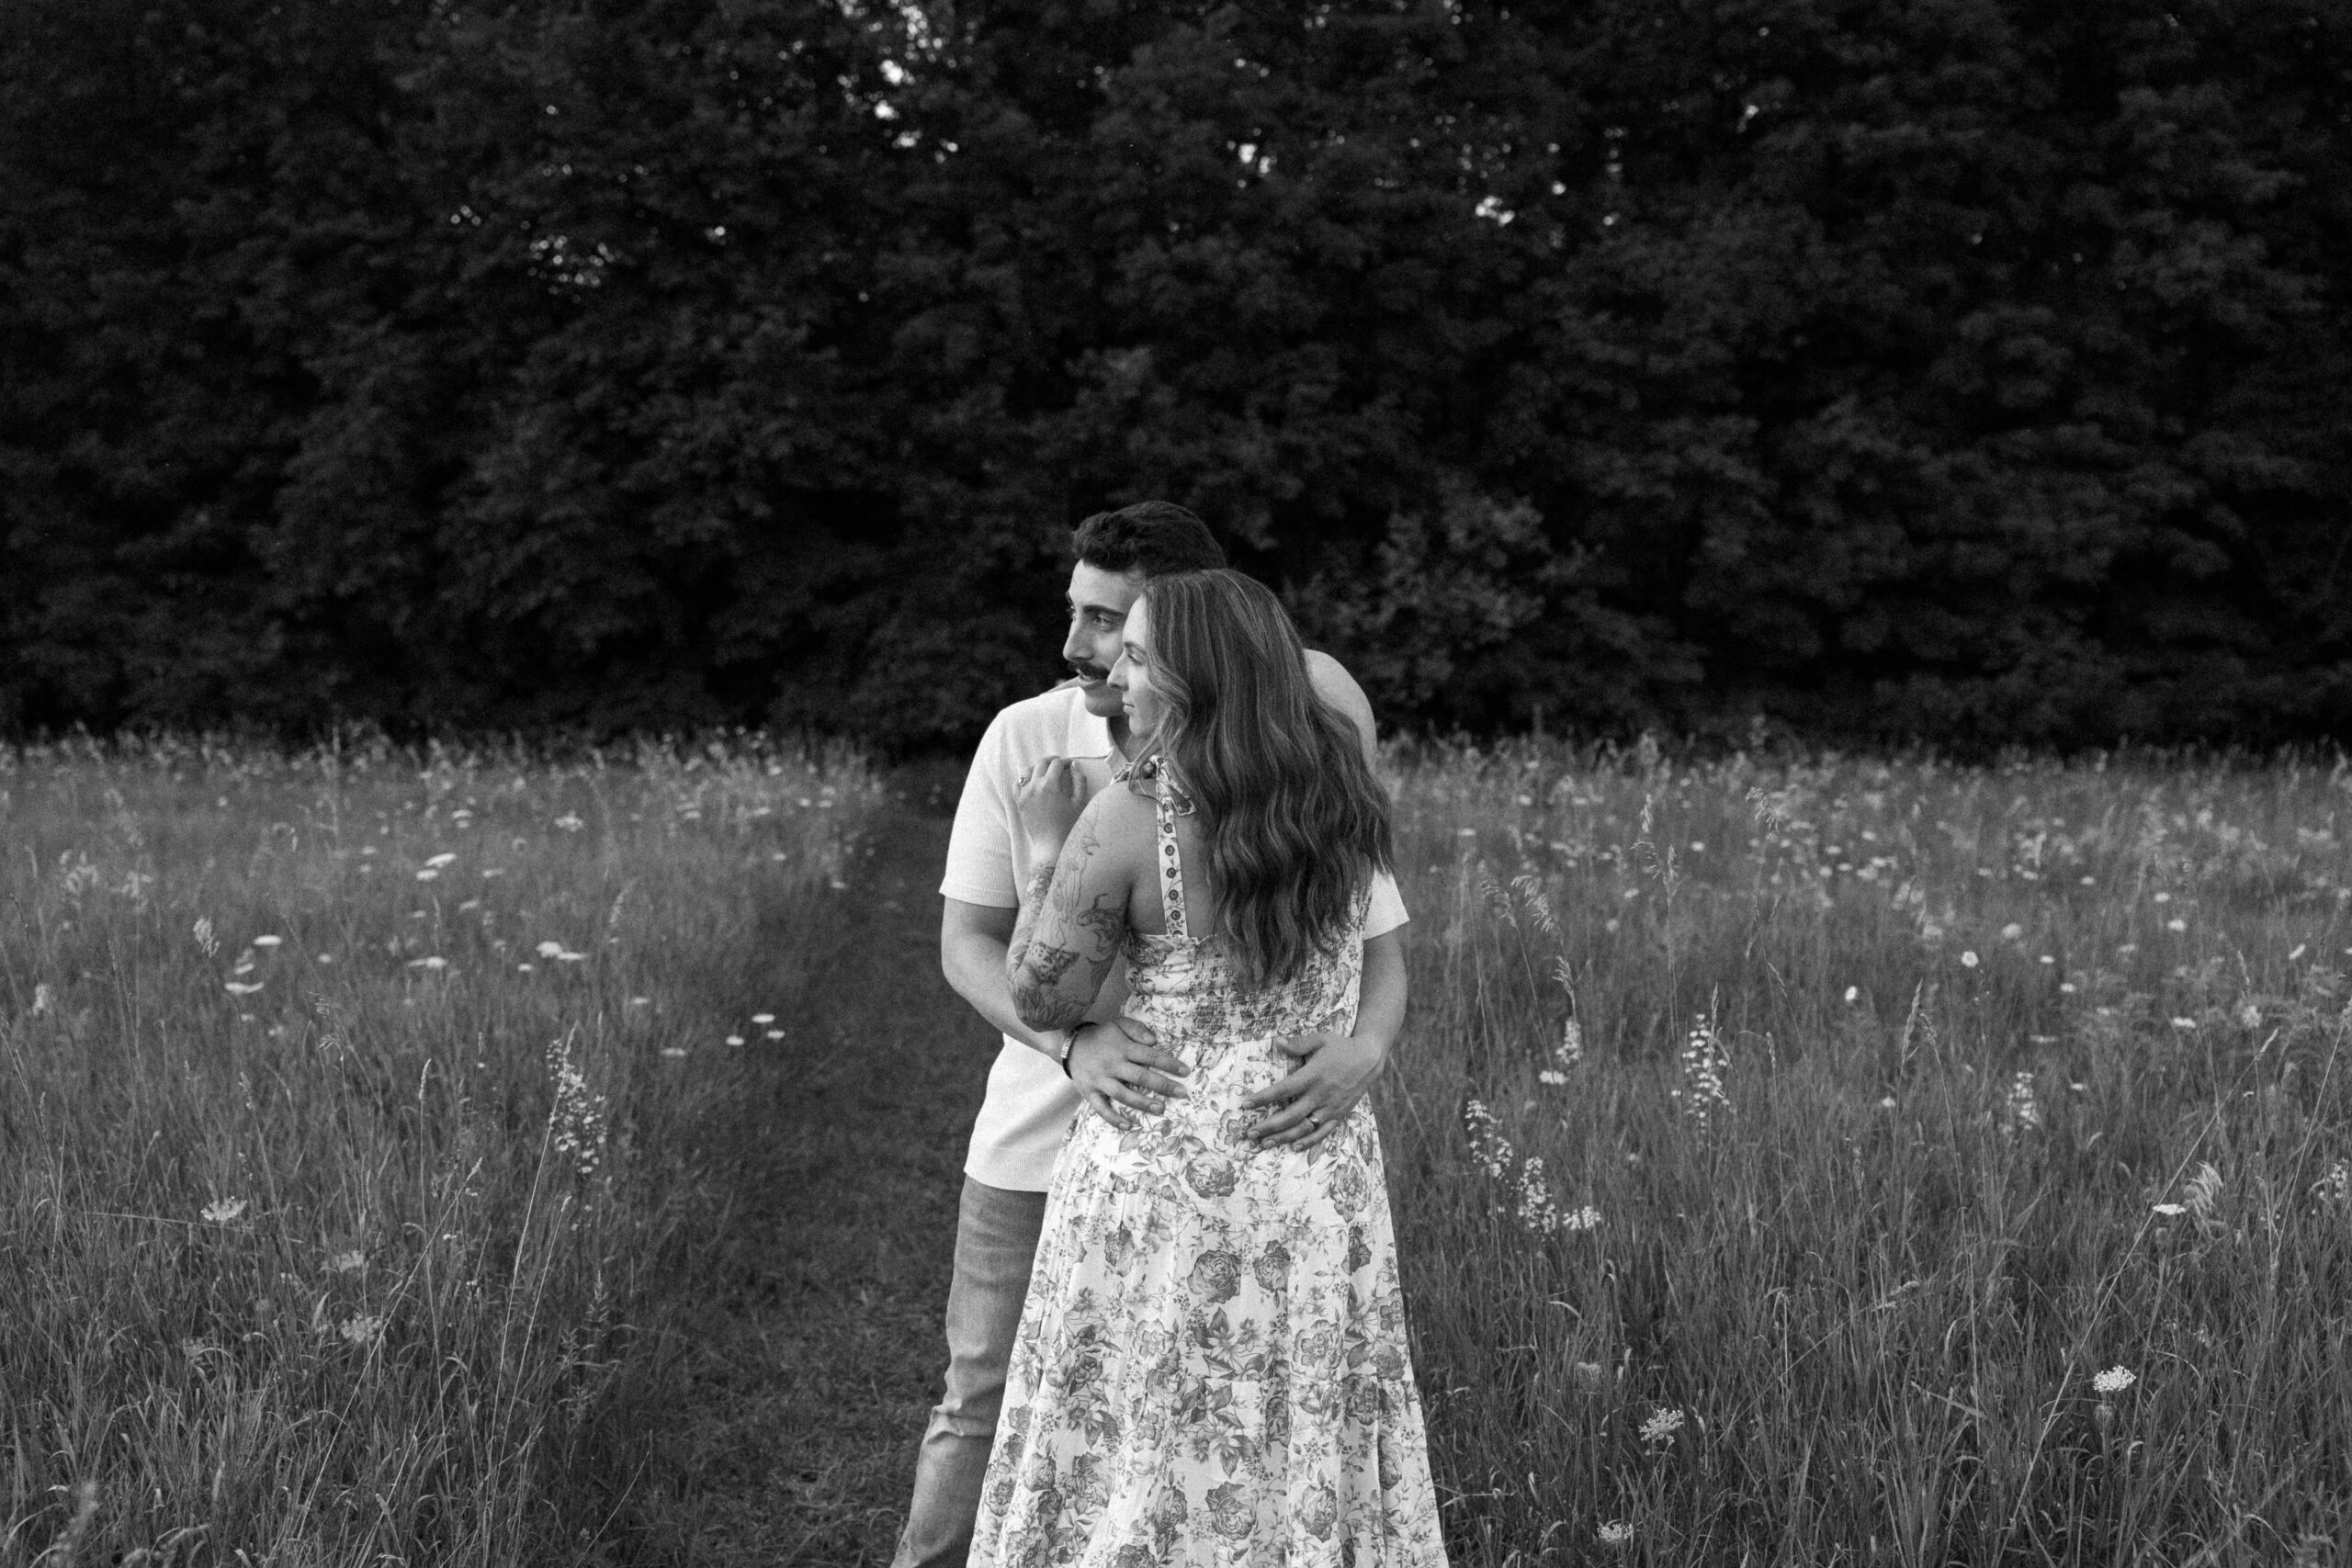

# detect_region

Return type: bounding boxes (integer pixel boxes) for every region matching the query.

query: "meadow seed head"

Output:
[202,1197,248,1224]
[2183,1161,2222,1220]
[1598,1521,1634,1548]
[193,917,219,956]
[2093,1366,2137,1395]
[339,1313,386,1347]
[2312,1159,2350,1212]
[1639,1406,1686,1446]
[1555,1016,1584,1069]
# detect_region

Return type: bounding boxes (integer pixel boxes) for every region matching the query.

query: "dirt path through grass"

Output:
[634,771,981,1566]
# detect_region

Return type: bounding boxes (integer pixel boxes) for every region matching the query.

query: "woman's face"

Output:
[1108,592,1168,741]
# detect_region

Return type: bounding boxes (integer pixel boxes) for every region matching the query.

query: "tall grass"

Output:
[1,734,880,1566]
[11,733,2352,1565]
[1383,743,2352,1565]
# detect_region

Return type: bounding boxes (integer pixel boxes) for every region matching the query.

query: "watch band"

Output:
[1057,1028,1080,1077]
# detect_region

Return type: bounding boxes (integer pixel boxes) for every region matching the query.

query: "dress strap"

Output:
[1154,776,1190,942]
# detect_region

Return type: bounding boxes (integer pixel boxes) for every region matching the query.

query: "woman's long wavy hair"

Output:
[1139,570,1395,990]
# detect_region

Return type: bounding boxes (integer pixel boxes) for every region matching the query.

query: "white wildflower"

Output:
[224,981,265,997]
[751,1012,775,1025]
[339,1313,386,1348]
[2092,1366,2137,1395]
[1555,1016,1584,1069]
[661,1045,690,1059]
[1961,950,1980,968]
[1672,1015,1731,1139]
[553,812,585,832]
[1638,1406,1686,1446]
[536,940,565,958]
[2004,1071,2042,1134]
[547,1032,607,1178]
[1598,1521,1634,1548]
[326,1249,366,1275]
[2311,1160,2349,1212]
[193,918,219,956]
[202,1197,248,1224]
[424,852,456,869]
[1463,1100,1512,1181]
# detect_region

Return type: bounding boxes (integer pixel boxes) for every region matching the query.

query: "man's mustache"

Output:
[1069,661,1111,682]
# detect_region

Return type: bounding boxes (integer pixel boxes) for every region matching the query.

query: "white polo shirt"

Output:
[941,680,1408,1190]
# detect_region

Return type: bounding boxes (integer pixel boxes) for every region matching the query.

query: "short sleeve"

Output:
[939,712,1021,908]
[1363,869,1409,939]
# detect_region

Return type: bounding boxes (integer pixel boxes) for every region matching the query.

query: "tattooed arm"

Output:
[1007,789,1150,1033]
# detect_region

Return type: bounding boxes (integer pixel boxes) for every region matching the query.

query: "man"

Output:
[895,501,1411,1567]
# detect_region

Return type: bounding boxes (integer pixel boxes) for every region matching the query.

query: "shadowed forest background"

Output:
[5,0,2350,752]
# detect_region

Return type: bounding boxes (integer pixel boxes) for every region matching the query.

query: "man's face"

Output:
[1062,561,1148,720]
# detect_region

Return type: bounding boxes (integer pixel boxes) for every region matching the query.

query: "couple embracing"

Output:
[903,504,1449,1567]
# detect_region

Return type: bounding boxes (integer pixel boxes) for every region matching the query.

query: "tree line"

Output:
[5,0,2347,752]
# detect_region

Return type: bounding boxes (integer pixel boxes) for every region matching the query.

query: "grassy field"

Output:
[6,737,2351,1565]
[0,735,889,1566]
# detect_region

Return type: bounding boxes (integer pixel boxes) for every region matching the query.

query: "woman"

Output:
[972,569,1449,1567]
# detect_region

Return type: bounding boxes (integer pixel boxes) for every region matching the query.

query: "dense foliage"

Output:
[5,0,2348,750]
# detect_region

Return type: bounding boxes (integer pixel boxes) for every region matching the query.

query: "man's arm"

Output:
[941,897,1065,1058]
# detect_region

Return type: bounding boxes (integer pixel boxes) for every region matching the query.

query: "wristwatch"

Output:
[1057,1028,1080,1077]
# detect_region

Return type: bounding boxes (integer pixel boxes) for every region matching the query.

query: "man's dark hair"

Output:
[1070,502,1227,580]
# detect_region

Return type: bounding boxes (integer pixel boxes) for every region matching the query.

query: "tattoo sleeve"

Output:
[1006,818,1131,1032]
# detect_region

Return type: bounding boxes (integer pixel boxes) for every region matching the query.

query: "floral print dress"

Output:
[970,779,1450,1568]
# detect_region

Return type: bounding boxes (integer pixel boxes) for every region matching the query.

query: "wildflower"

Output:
[2166,919,2187,932]
[554,813,585,831]
[1960,951,1980,968]
[339,1313,386,1348]
[2154,891,2171,904]
[1563,1205,1602,1233]
[1571,1361,1607,1386]
[2092,1366,2137,1395]
[765,1029,786,1040]
[1463,1100,1513,1181]
[202,1197,248,1224]
[661,1045,690,1059]
[1878,1096,1897,1111]
[1538,1069,1567,1086]
[2311,1160,2349,1212]
[2151,1202,2186,1217]
[1844,986,1859,1003]
[724,1033,745,1046]
[2171,1017,2197,1031]
[1555,1016,1584,1069]
[536,940,565,958]
[2290,943,2308,961]
[32,983,52,1015]
[1638,1406,1686,1446]
[224,981,265,997]
[2004,1071,2042,1134]
[547,1033,608,1178]
[1598,1521,1635,1548]
[405,956,447,971]
[629,997,651,1007]
[424,852,456,869]
[752,1012,775,1025]
[1672,1016,1731,1139]
[2237,1001,2262,1030]
[516,963,533,973]
[415,868,440,881]
[2001,923,2023,940]
[326,1249,366,1275]
[193,918,219,955]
